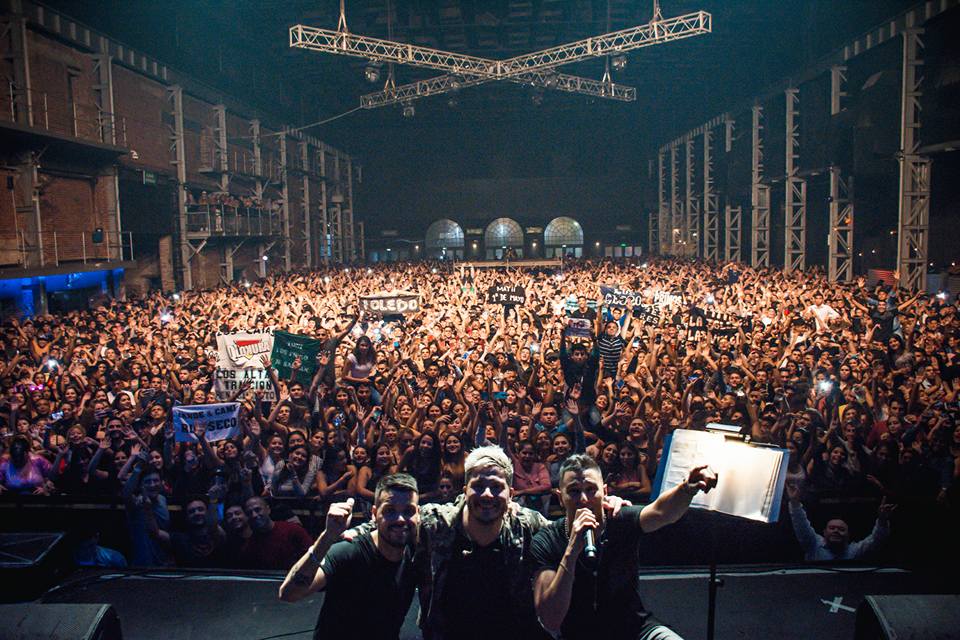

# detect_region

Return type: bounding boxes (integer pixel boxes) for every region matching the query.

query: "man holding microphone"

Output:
[532,454,717,640]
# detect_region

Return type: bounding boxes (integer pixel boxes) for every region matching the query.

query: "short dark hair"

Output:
[558,453,602,485]
[374,472,419,505]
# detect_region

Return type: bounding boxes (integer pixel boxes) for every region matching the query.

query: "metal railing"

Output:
[1,82,127,147]
[0,230,133,268]
[198,136,283,180]
[185,204,281,237]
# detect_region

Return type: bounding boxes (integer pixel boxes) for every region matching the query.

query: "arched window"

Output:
[484,218,524,248]
[425,219,465,249]
[544,216,584,247]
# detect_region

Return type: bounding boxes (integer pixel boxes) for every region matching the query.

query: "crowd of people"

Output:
[1,258,957,574]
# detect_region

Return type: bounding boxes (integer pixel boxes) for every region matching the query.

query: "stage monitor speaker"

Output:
[0,603,121,640]
[854,594,960,640]
[0,532,69,602]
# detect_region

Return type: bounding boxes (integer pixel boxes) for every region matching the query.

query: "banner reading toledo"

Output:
[360,291,419,315]
[214,332,276,401]
[173,403,241,443]
[270,330,322,379]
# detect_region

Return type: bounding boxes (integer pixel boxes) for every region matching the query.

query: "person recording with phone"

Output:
[532,454,717,640]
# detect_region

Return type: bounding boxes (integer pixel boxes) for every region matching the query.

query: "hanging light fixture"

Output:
[364,62,381,83]
[402,101,415,118]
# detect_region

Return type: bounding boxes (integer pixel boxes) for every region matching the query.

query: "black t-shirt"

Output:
[439,530,516,640]
[439,527,546,640]
[530,506,658,640]
[316,533,416,640]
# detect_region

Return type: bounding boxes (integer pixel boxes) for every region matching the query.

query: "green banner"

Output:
[270,330,322,380]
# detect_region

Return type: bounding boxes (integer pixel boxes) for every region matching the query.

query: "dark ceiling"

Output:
[42,0,934,234]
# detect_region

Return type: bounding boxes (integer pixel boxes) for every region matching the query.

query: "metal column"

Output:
[657,148,669,255]
[648,211,658,256]
[212,104,229,192]
[2,3,33,126]
[278,133,292,271]
[92,50,121,261]
[344,155,356,262]
[750,105,771,268]
[896,22,930,292]
[830,65,847,116]
[357,220,366,261]
[669,142,682,255]
[702,126,719,262]
[724,205,742,263]
[167,86,192,290]
[684,136,700,257]
[299,140,313,267]
[784,88,806,273]
[318,144,330,263]
[828,166,854,282]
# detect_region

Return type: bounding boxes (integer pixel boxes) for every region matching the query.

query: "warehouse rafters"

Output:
[289,2,710,108]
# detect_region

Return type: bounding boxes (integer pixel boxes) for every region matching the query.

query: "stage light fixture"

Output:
[365,62,381,83]
[611,55,627,71]
[402,101,415,118]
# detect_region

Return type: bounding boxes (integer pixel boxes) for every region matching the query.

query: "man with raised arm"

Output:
[532,454,717,640]
[279,473,420,640]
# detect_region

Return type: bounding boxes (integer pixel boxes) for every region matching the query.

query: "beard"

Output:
[468,496,506,524]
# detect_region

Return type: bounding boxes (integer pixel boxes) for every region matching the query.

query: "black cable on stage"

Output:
[254,629,314,640]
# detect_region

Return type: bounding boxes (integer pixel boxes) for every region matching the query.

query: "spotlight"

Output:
[364,62,381,83]
[402,102,415,118]
[543,72,558,89]
[450,76,463,91]
[611,55,627,71]
[262,255,269,261]
[171,293,180,301]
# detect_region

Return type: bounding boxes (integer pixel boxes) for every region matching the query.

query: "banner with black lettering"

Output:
[360,291,420,315]
[487,284,526,305]
[173,402,241,443]
[214,332,276,402]
[600,285,642,309]
[270,330,322,379]
[688,308,742,335]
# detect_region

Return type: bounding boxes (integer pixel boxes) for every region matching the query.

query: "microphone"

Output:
[583,528,598,565]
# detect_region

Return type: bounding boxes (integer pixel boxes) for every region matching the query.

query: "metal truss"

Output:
[657,149,670,255]
[830,65,847,116]
[784,88,806,273]
[702,126,719,261]
[828,166,854,282]
[299,140,313,268]
[290,11,709,78]
[360,69,636,108]
[896,25,930,292]
[750,105,771,268]
[670,142,683,255]
[684,136,700,257]
[292,9,708,107]
[278,135,293,270]
[648,211,659,256]
[724,204,742,263]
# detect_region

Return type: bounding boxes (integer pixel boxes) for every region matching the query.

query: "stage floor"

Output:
[36,565,957,639]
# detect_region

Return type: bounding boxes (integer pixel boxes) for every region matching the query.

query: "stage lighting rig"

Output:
[289,1,711,110]
[364,62,381,83]
[402,101,415,118]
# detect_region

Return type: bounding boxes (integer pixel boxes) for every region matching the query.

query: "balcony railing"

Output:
[185,204,281,237]
[0,230,133,269]
[1,82,127,148]
[198,136,282,181]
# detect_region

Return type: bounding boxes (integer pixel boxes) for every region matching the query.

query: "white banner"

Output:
[173,402,241,443]
[214,332,276,401]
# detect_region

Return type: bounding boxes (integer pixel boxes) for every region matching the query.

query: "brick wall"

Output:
[113,65,170,174]
[27,32,100,143]
[38,174,98,264]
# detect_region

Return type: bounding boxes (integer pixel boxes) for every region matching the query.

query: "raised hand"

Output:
[324,498,355,539]
[684,465,718,495]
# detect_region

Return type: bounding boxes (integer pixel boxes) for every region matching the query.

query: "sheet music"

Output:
[656,429,788,523]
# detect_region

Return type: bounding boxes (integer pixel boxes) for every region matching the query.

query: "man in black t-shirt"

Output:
[278,474,419,640]
[532,454,717,640]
